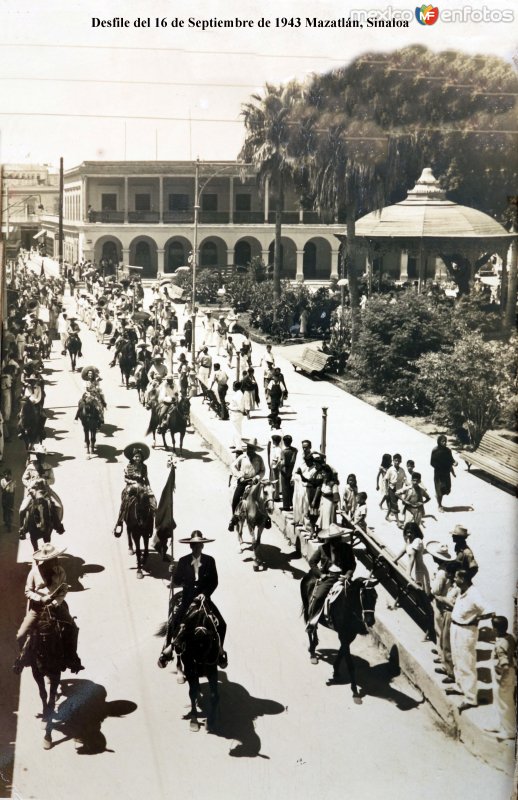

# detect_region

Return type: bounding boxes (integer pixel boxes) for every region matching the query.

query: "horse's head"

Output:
[357,577,379,630]
[179,596,220,666]
[259,480,275,514]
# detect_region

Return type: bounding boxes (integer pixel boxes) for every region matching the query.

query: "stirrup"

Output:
[113,523,123,538]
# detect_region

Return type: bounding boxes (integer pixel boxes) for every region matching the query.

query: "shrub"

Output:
[416,333,517,447]
[356,292,453,393]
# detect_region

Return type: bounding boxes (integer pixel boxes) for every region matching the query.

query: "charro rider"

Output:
[113,442,153,536]
[156,374,178,432]
[228,438,266,532]
[77,365,107,425]
[158,530,227,668]
[15,543,83,673]
[305,524,357,631]
[19,445,64,537]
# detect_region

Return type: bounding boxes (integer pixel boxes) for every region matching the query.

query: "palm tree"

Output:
[240,81,302,303]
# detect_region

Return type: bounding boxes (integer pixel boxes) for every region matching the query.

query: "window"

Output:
[101,193,117,211]
[235,194,251,211]
[169,193,189,211]
[202,193,218,212]
[135,193,151,212]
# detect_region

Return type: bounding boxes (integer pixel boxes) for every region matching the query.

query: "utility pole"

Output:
[191,157,200,362]
[58,157,64,274]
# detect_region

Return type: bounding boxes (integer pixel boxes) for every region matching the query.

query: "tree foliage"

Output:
[416,334,516,447]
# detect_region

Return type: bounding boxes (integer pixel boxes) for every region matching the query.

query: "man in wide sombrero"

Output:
[113,442,155,536]
[79,365,107,424]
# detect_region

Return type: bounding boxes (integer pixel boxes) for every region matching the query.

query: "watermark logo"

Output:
[415,4,439,24]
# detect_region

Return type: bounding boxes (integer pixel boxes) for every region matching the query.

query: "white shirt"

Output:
[191,556,201,580]
[451,585,490,625]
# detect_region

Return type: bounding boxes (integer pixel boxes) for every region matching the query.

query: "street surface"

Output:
[1,304,514,800]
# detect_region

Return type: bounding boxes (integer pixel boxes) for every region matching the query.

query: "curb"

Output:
[189,397,515,774]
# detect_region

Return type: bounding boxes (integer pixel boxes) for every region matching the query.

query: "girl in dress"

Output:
[394,521,430,594]
[342,473,358,519]
[376,453,392,509]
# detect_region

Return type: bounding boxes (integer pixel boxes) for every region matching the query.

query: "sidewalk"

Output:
[187,334,516,773]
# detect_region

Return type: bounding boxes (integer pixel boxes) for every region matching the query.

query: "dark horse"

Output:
[18,397,44,449]
[118,484,155,579]
[14,606,82,749]
[65,333,82,372]
[119,340,137,389]
[21,491,65,552]
[76,394,103,455]
[147,398,190,452]
[172,596,223,732]
[300,575,379,697]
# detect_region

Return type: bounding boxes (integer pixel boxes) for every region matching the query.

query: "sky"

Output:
[0,0,516,169]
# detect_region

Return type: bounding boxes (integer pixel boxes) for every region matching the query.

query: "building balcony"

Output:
[89,211,125,223]
[198,211,230,224]
[128,211,160,223]
[234,211,265,224]
[163,210,195,224]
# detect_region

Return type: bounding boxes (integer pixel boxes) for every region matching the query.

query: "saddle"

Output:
[322,580,344,629]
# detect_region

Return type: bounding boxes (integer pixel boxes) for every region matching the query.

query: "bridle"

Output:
[358,579,378,626]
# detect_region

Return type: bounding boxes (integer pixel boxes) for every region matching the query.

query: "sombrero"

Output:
[81,365,100,380]
[241,437,263,452]
[318,523,347,541]
[178,530,214,544]
[123,442,150,461]
[425,540,455,562]
[450,525,470,538]
[136,341,150,349]
[33,543,66,562]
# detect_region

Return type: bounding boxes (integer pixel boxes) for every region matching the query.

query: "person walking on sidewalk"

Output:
[430,434,457,511]
[211,364,229,420]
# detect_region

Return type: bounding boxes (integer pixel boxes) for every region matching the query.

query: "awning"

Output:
[33,230,47,240]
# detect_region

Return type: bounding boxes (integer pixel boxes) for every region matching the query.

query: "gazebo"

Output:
[340,168,515,296]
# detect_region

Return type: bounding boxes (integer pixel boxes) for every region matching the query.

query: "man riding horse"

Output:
[228,438,266,532]
[113,442,154,536]
[15,543,83,674]
[19,446,64,536]
[158,530,227,668]
[79,365,107,425]
[304,525,357,631]
[156,374,178,433]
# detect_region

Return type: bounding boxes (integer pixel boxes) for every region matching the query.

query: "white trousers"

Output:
[492,666,516,737]
[451,623,479,704]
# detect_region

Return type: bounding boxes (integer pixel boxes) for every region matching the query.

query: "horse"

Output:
[118,340,137,388]
[65,333,82,372]
[21,491,65,552]
[134,362,150,405]
[76,394,103,455]
[172,596,223,733]
[147,398,190,452]
[18,397,44,449]
[14,605,82,749]
[300,575,379,697]
[119,484,156,579]
[235,479,275,571]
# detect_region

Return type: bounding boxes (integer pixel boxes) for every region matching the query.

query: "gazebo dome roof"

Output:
[355,168,511,240]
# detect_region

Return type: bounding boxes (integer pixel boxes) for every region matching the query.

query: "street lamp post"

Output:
[191,158,200,363]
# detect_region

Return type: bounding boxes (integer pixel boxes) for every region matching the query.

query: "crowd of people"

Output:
[0,251,515,743]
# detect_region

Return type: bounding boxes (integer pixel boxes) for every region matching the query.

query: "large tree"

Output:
[240,81,302,303]
[295,46,517,343]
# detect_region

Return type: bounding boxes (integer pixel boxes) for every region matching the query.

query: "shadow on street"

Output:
[50,679,137,754]
[199,672,285,758]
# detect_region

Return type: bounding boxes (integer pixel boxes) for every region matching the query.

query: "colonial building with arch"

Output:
[40,160,343,283]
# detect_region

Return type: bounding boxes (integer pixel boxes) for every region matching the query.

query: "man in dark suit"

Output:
[305,525,356,630]
[159,531,226,668]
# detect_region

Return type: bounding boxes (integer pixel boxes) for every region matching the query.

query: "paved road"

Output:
[2,310,513,800]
